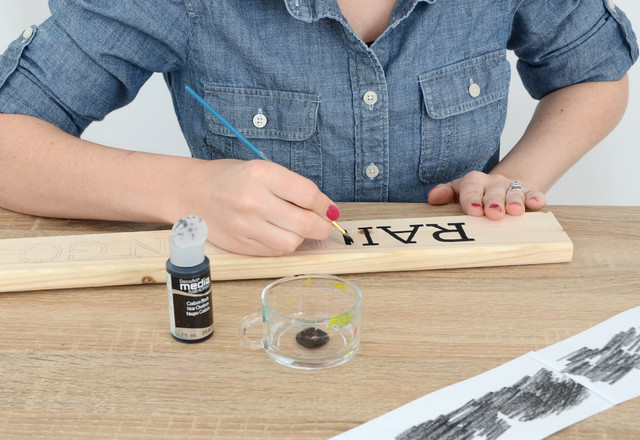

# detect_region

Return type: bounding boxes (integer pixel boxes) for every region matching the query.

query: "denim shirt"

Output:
[0,0,637,202]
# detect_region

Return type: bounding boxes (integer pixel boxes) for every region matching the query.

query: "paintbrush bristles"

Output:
[332,221,354,245]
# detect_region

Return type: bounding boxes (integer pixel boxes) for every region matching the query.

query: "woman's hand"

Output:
[427,171,546,220]
[175,159,338,256]
[428,76,630,220]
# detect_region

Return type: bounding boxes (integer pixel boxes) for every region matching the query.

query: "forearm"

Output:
[0,113,189,224]
[491,74,630,192]
[0,113,338,256]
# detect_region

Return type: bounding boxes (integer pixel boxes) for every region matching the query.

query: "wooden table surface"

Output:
[0,204,638,440]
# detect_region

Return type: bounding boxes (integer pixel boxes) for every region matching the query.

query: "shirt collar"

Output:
[283,0,338,23]
[283,0,432,23]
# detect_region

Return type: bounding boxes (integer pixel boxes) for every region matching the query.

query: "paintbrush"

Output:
[185,86,354,246]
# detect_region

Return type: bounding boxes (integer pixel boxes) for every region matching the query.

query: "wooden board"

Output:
[0,212,572,293]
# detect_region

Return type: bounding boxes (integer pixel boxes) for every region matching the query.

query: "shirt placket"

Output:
[348,48,390,202]
[286,0,395,201]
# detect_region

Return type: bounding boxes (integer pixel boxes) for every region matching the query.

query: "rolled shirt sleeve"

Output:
[509,0,638,100]
[0,0,190,136]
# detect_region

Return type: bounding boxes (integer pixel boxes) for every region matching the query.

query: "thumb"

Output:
[427,182,457,205]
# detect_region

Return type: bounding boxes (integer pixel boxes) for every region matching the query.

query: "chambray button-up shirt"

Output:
[0,0,637,202]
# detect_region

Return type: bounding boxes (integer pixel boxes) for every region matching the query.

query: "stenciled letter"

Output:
[376,224,425,245]
[425,223,475,243]
[358,227,379,246]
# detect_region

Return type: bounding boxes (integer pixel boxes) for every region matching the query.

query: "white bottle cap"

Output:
[169,215,208,267]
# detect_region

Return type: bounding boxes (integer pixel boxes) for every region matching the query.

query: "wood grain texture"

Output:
[0,204,638,440]
[0,211,572,292]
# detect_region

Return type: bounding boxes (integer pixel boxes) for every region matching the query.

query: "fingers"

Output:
[206,213,306,257]
[524,189,546,211]
[428,171,547,220]
[248,161,336,238]
[482,180,513,220]
[454,171,491,217]
[269,164,337,223]
[263,194,334,241]
[195,159,337,256]
[484,180,547,219]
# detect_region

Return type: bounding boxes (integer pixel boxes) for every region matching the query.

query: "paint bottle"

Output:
[166,215,214,343]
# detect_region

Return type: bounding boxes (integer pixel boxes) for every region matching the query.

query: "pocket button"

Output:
[252,112,267,128]
[468,83,481,98]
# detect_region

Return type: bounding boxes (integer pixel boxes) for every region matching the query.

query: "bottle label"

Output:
[167,270,214,341]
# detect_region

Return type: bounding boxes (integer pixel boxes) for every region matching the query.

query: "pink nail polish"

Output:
[489,204,502,212]
[326,205,341,221]
[471,203,482,208]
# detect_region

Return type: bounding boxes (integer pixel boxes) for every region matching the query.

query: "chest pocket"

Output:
[418,50,510,185]
[202,85,322,186]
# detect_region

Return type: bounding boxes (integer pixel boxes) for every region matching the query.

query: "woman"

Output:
[0,0,636,255]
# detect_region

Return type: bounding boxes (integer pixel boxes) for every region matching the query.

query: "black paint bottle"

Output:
[166,215,214,343]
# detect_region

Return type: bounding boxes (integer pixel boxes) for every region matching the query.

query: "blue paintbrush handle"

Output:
[185,85,269,161]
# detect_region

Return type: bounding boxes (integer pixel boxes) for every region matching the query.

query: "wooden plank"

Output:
[0,211,572,293]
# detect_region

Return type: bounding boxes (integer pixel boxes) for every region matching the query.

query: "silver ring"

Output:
[507,181,524,194]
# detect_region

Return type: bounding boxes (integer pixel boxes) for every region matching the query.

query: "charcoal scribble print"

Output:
[396,368,588,440]
[560,327,640,385]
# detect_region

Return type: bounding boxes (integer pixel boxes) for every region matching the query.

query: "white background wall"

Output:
[1,1,638,205]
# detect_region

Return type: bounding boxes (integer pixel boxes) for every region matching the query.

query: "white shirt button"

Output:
[363,91,378,107]
[365,163,380,179]
[252,112,267,128]
[22,26,34,40]
[468,83,481,98]
[608,0,616,10]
